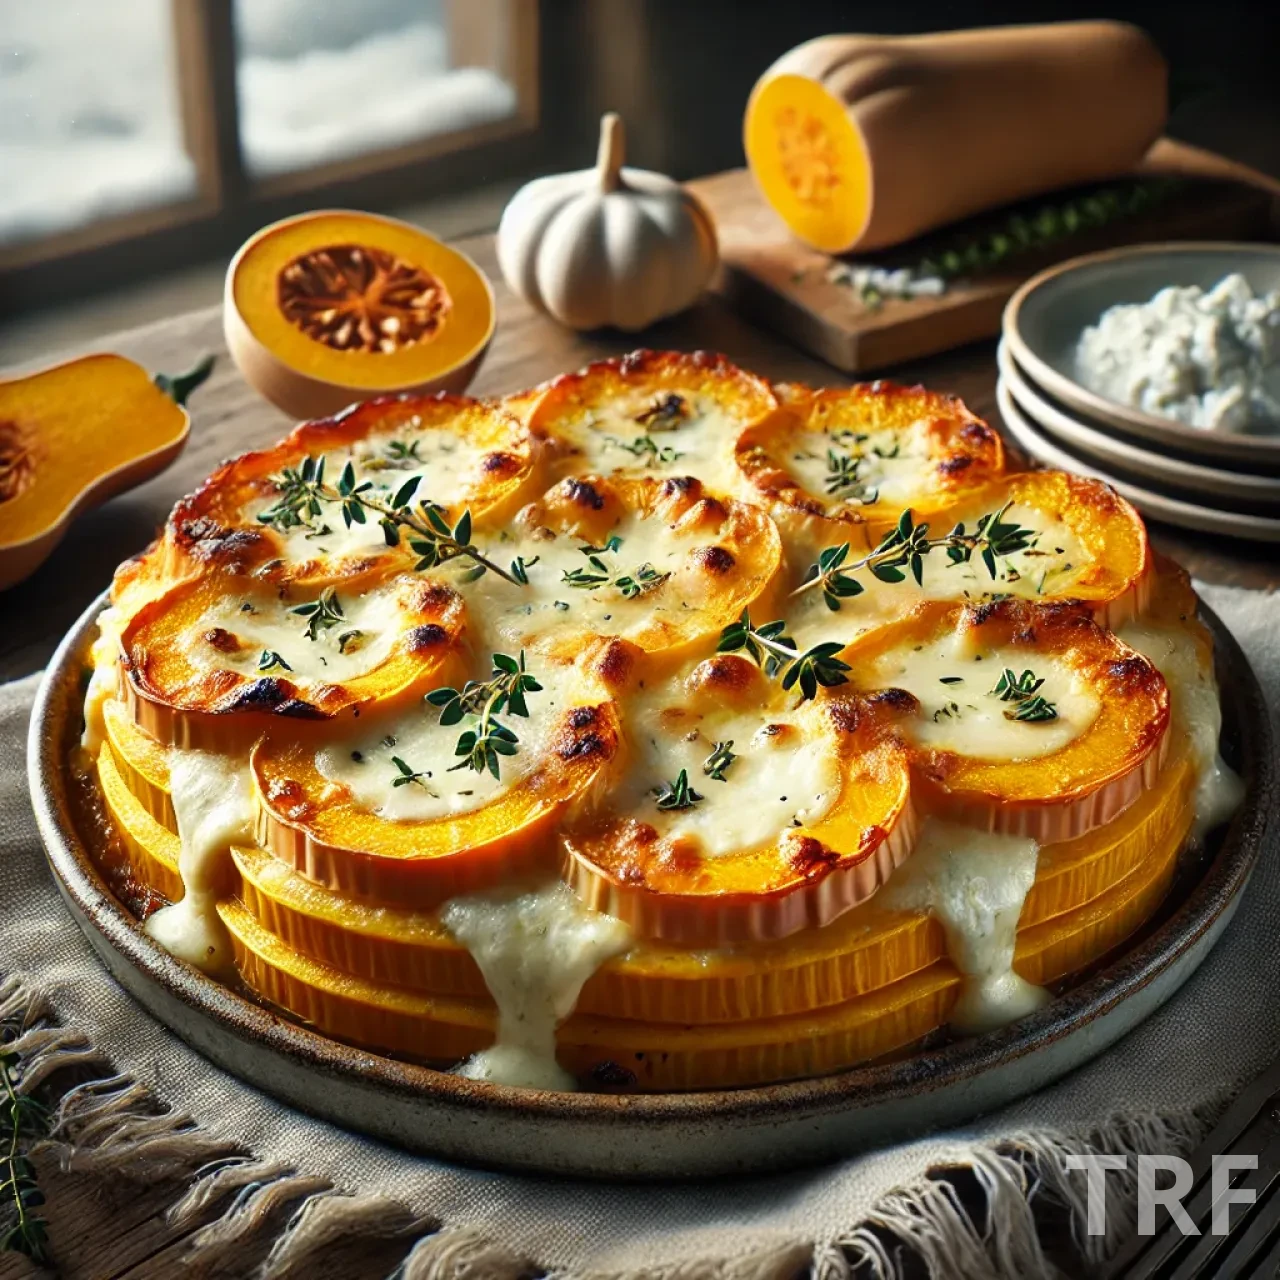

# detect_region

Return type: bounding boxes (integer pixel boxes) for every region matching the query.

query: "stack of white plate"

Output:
[999,243,1280,542]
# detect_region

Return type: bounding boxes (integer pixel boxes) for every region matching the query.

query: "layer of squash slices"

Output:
[120,573,466,750]
[80,348,1221,1093]
[734,380,1005,539]
[164,394,541,589]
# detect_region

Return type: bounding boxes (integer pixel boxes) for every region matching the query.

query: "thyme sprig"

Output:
[991,667,1059,722]
[1,1022,50,1264]
[793,503,1039,604]
[717,608,850,701]
[258,649,293,672]
[425,651,542,779]
[390,756,437,791]
[653,768,703,811]
[824,449,879,504]
[291,586,346,641]
[561,543,670,598]
[703,741,736,782]
[605,434,684,466]
[257,456,520,585]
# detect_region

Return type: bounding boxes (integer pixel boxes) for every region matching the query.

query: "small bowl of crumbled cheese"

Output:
[1004,243,1280,473]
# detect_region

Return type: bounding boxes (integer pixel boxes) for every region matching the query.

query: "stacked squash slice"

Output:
[83,350,1222,1092]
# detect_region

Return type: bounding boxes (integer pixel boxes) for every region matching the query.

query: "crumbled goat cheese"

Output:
[1075,273,1280,432]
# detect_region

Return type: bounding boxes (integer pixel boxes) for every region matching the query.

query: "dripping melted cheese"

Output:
[442,881,631,1090]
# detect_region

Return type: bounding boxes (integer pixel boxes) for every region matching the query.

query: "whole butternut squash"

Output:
[745,21,1168,253]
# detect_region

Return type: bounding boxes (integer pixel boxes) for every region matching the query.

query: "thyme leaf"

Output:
[291,587,345,641]
[717,608,850,701]
[653,768,703,811]
[258,650,293,672]
[703,740,736,782]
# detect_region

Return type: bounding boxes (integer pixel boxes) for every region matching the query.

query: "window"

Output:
[0,0,538,275]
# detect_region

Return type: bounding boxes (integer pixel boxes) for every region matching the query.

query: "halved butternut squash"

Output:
[845,598,1169,841]
[121,573,466,750]
[734,380,1005,540]
[0,353,211,591]
[164,394,540,589]
[520,349,778,488]
[226,211,495,420]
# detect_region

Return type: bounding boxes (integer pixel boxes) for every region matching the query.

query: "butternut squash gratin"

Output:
[80,350,1242,1093]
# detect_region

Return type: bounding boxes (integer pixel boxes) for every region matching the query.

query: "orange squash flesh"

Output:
[78,349,1217,1090]
[164,394,541,589]
[520,349,778,485]
[846,598,1170,841]
[226,211,495,421]
[250,700,622,908]
[103,717,1193,1032]
[213,796,1185,1090]
[493,471,782,664]
[734,380,1005,540]
[121,574,466,750]
[0,354,195,590]
[562,699,917,946]
[942,471,1152,627]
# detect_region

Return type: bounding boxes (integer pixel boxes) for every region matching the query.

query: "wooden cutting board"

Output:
[686,138,1280,375]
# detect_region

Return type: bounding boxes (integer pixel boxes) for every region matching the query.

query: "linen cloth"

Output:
[2,581,1277,1278]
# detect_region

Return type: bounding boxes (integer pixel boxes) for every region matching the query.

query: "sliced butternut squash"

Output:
[562,687,916,945]
[744,23,1166,253]
[452,472,782,665]
[165,394,541,590]
[106,727,1192,1030]
[226,211,495,420]
[250,670,621,908]
[521,349,777,490]
[845,599,1169,841]
[121,573,466,750]
[0,353,211,591]
[217,895,960,1090]
[734,380,1005,540]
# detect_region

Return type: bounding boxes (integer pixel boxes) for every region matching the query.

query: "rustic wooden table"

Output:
[2,234,1276,1280]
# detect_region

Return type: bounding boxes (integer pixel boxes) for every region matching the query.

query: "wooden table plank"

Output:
[3,232,1276,1279]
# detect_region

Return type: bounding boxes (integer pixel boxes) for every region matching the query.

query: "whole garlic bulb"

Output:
[497,113,718,331]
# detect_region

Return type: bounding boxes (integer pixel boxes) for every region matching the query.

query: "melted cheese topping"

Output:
[609,683,839,857]
[143,749,253,975]
[861,634,1099,760]
[251,429,490,568]
[1118,620,1243,838]
[784,420,934,508]
[315,661,587,822]
[185,583,405,684]
[552,395,744,493]
[881,818,1048,1033]
[461,509,718,651]
[442,881,631,1090]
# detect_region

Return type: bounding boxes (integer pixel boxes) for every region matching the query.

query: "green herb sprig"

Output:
[653,768,703,811]
[561,544,670,598]
[258,650,293,672]
[825,449,879,503]
[1,1022,50,1264]
[991,667,1059,722]
[793,503,1039,607]
[717,608,850,701]
[605,435,684,466]
[257,457,521,585]
[635,393,688,430]
[390,756,437,791]
[425,651,542,779]
[703,741,736,782]
[291,586,346,641]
